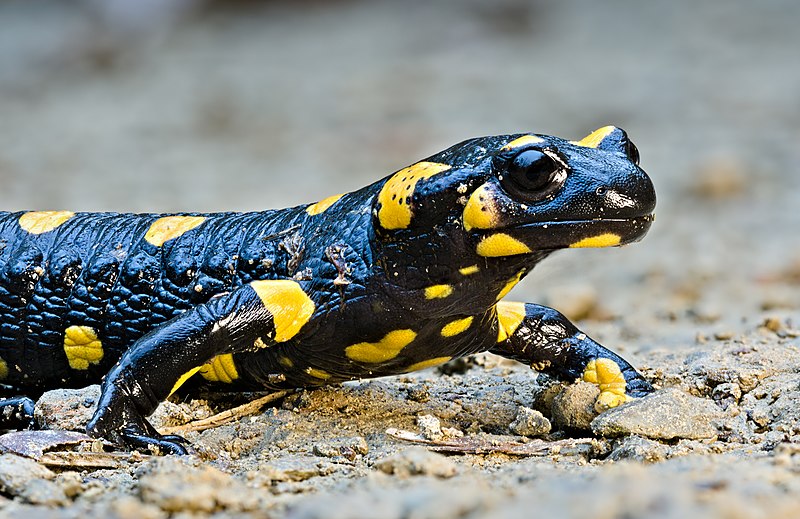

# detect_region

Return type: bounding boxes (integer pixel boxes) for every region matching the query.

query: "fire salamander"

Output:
[0,126,655,454]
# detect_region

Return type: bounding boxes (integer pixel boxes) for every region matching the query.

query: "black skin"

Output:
[0,127,656,454]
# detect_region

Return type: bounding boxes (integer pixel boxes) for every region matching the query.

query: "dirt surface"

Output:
[1,1,799,517]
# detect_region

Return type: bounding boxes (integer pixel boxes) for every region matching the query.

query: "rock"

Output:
[551,382,600,430]
[607,435,669,463]
[312,437,369,460]
[136,457,265,513]
[591,387,723,440]
[374,447,457,478]
[34,385,101,431]
[509,407,551,437]
[0,453,67,505]
[739,373,800,437]
[533,383,567,415]
[686,351,768,394]
[406,385,430,403]
[258,455,328,482]
[417,414,443,441]
[711,382,742,410]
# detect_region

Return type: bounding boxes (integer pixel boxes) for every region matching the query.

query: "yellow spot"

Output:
[305,367,331,380]
[199,353,239,383]
[377,161,452,229]
[170,367,201,396]
[582,358,632,411]
[250,280,316,342]
[424,284,453,299]
[0,357,7,380]
[572,126,617,148]
[496,270,524,301]
[63,325,104,370]
[496,301,527,342]
[459,265,480,276]
[18,211,74,234]
[501,135,545,150]
[345,329,417,364]
[279,356,294,368]
[476,233,532,257]
[569,233,622,248]
[145,216,206,247]
[306,193,344,216]
[405,356,452,372]
[463,184,499,231]
[441,316,474,337]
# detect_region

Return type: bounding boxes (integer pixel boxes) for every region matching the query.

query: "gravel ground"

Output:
[0,1,798,517]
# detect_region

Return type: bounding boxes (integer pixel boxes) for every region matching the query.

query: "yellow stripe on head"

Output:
[569,233,621,248]
[145,216,206,247]
[463,183,499,231]
[377,162,451,230]
[0,357,7,380]
[501,135,545,151]
[19,211,74,234]
[476,233,532,257]
[250,280,316,342]
[572,126,617,148]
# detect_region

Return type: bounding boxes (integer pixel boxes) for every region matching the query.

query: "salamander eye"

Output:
[501,149,565,202]
[625,140,640,165]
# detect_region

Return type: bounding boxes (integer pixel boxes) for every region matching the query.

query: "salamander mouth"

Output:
[518,214,655,249]
[474,214,655,255]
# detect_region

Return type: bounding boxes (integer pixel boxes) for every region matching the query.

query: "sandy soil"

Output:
[0,1,799,517]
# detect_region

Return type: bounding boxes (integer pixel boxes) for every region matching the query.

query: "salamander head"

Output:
[372,127,656,300]
[375,126,654,249]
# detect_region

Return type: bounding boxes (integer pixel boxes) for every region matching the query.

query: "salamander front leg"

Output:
[87,280,315,454]
[491,302,652,409]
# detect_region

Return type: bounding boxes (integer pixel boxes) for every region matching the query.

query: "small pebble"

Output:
[417,414,443,441]
[312,437,369,460]
[550,382,600,430]
[761,317,784,333]
[0,453,68,506]
[714,331,734,341]
[591,387,723,440]
[34,385,101,431]
[607,435,668,463]
[509,407,551,437]
[374,447,457,478]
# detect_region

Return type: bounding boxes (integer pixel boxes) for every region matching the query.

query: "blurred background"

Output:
[0,0,798,351]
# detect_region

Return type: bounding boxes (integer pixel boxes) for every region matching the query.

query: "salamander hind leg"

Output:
[87,280,315,454]
[0,396,37,430]
[491,302,652,410]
